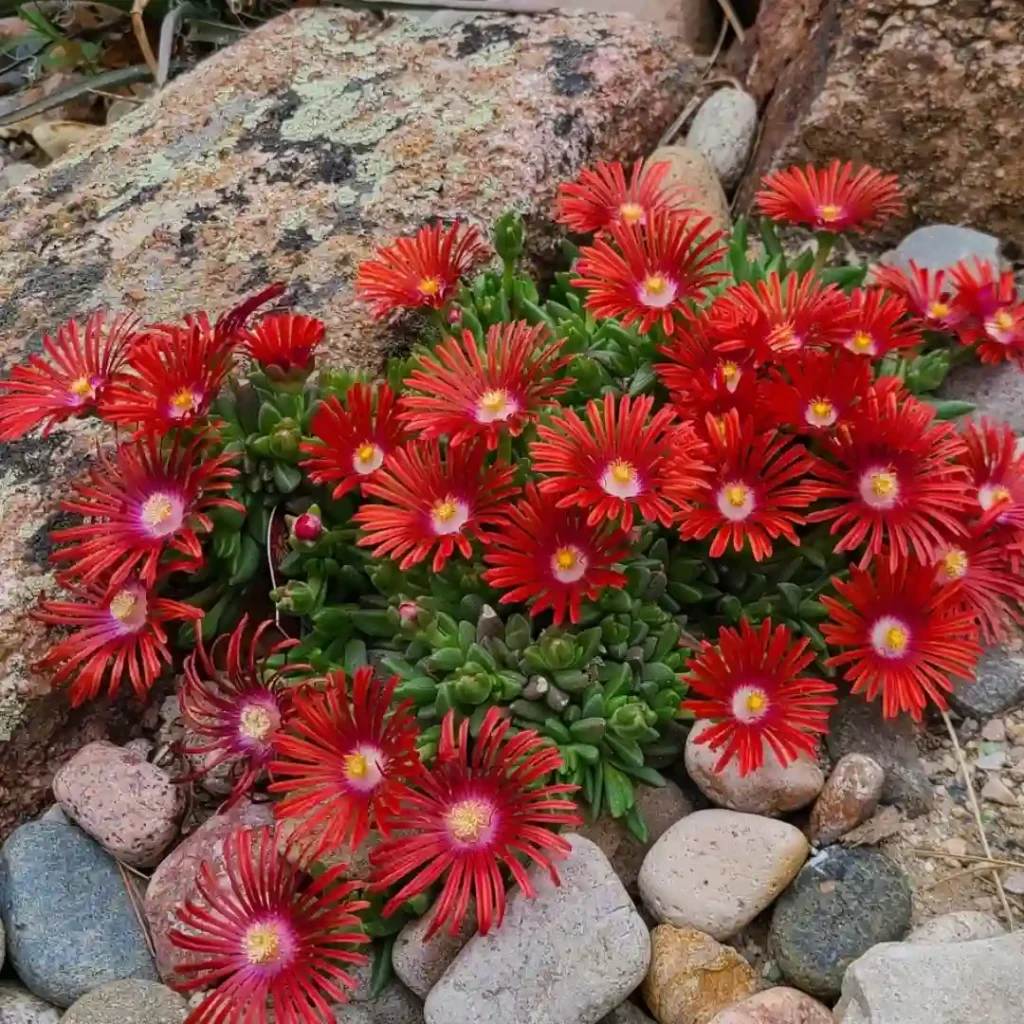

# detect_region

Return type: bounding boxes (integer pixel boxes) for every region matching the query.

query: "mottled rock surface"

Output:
[949,644,1024,719]
[707,988,833,1024]
[392,903,475,999]
[737,0,1024,250]
[906,910,1005,945]
[684,88,758,191]
[0,5,697,836]
[0,984,62,1024]
[61,980,188,1024]
[809,753,884,846]
[425,836,650,1024]
[333,982,423,1024]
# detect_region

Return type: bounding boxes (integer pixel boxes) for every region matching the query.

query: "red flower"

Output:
[352,440,517,572]
[399,322,572,449]
[760,347,872,436]
[482,482,629,624]
[356,222,489,319]
[709,272,854,363]
[243,313,325,375]
[835,287,920,357]
[179,616,308,808]
[956,418,1024,531]
[682,618,837,776]
[50,432,242,589]
[950,259,1024,365]
[531,393,707,531]
[808,386,972,570]
[0,311,138,441]
[300,383,406,501]
[100,316,236,435]
[170,824,369,1023]
[821,560,981,720]
[270,667,421,857]
[370,707,581,938]
[872,260,963,333]
[932,527,1024,644]
[555,158,687,235]
[674,411,817,561]
[755,160,904,233]
[32,579,201,706]
[572,210,728,336]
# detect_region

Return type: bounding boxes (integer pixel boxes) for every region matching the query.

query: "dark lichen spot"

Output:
[553,111,579,138]
[178,224,197,249]
[548,38,595,98]
[0,432,86,487]
[28,510,78,568]
[276,226,315,253]
[39,155,98,203]
[315,147,356,185]
[236,90,303,155]
[108,181,164,216]
[454,20,528,59]
[186,203,219,224]
[241,262,274,291]
[217,183,251,209]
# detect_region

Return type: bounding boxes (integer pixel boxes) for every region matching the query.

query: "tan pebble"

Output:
[941,836,969,857]
[706,986,833,1024]
[809,753,885,846]
[646,145,731,235]
[1002,868,1024,895]
[981,719,1007,742]
[981,775,1018,807]
[30,120,103,160]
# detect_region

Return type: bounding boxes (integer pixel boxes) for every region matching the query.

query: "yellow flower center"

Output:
[446,799,492,842]
[643,274,668,296]
[726,484,749,508]
[991,485,1012,505]
[69,376,94,398]
[994,309,1015,331]
[871,470,898,498]
[239,706,273,741]
[170,387,197,412]
[929,301,950,319]
[433,498,457,523]
[720,361,739,381]
[943,548,968,580]
[344,752,369,779]
[479,389,508,414]
[619,201,645,225]
[141,493,175,527]
[554,547,578,571]
[819,203,844,223]
[811,399,834,418]
[244,925,281,966]
[851,330,874,352]
[746,691,766,713]
[109,589,138,623]
[418,277,441,296]
[609,460,635,485]
[884,625,908,654]
[356,442,376,463]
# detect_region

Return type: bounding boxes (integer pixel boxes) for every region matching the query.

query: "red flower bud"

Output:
[293,512,322,542]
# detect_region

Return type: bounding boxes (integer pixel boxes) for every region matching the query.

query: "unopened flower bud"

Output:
[399,601,420,626]
[447,306,463,325]
[293,512,322,542]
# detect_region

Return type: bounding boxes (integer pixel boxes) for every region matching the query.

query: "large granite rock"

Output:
[61,980,188,1024]
[0,6,696,835]
[736,0,1024,250]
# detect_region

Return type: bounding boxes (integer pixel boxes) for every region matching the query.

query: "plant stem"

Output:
[812,233,835,272]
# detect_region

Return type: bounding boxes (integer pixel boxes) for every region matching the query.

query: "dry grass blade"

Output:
[117,859,157,960]
[911,847,1024,873]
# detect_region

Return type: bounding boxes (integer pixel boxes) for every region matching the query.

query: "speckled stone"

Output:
[0,983,61,1024]
[948,644,1024,719]
[391,902,476,999]
[61,980,187,1024]
[0,820,157,1008]
[907,910,1005,944]
[685,88,758,190]
[332,982,423,1024]
[769,846,912,1001]
[809,753,885,846]
[707,988,833,1024]
[646,145,731,234]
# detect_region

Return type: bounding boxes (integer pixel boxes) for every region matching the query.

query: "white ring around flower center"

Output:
[600,460,642,499]
[550,545,589,583]
[804,398,838,428]
[431,497,470,535]
[858,466,900,510]
[716,481,756,522]
[978,481,1012,511]
[474,388,519,424]
[351,441,385,475]
[637,273,679,309]
[870,615,911,659]
[730,685,771,723]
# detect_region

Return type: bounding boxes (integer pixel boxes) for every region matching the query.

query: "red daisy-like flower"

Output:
[370,707,582,938]
[932,526,1024,644]
[871,260,963,333]
[755,160,905,233]
[269,667,421,857]
[0,311,139,441]
[481,482,629,624]
[709,272,854,363]
[572,209,728,336]
[821,560,981,720]
[100,316,236,435]
[956,418,1024,531]
[300,383,406,501]
[808,385,972,570]
[355,221,489,320]
[554,158,687,235]
[170,824,369,1024]
[682,618,837,776]
[760,347,872,436]
[399,321,572,449]
[32,579,201,706]
[834,287,921,357]
[49,432,242,588]
[243,313,325,376]
[352,440,517,572]
[950,259,1024,365]
[674,411,818,561]
[531,393,707,531]
[179,616,308,809]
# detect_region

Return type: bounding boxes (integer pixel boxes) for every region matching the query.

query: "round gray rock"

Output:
[891,223,1001,272]
[685,88,757,191]
[0,820,158,1007]
[769,846,912,1000]
[62,980,187,1024]
[0,984,61,1024]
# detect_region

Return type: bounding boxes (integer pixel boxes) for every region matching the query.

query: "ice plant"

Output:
[100,316,237,435]
[950,259,1024,365]
[531,393,707,531]
[675,411,818,561]
[300,383,406,500]
[572,209,728,336]
[956,418,1024,530]
[49,431,242,588]
[32,579,202,706]
[760,347,872,436]
[554,158,686,235]
[482,482,629,624]
[755,159,904,233]
[808,385,972,570]
[836,288,921,357]
[708,272,854,363]
[170,824,369,1024]
[244,312,325,377]
[682,618,837,775]
[399,321,572,449]
[872,260,962,333]
[0,311,138,441]
[270,667,421,856]
[821,560,981,720]
[352,440,518,572]
[355,221,489,319]
[370,707,582,938]
[178,616,308,808]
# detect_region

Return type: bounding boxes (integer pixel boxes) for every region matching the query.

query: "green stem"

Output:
[502,260,517,318]
[812,232,835,272]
